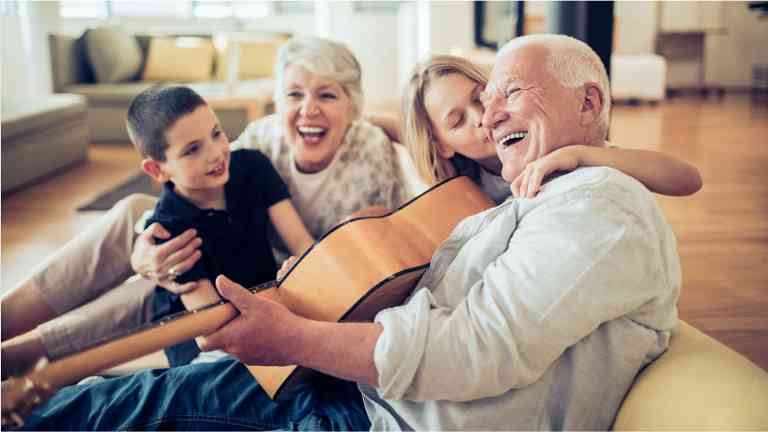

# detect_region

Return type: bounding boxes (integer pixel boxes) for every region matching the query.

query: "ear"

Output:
[141,159,170,183]
[579,82,604,127]
[435,139,456,160]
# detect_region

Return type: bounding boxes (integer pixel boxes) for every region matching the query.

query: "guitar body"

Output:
[249,176,494,401]
[1,176,493,425]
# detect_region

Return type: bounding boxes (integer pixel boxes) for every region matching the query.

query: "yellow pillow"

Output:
[142,37,215,82]
[216,37,287,81]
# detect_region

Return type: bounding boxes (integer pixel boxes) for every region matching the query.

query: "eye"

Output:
[182,144,199,157]
[212,129,222,139]
[449,114,465,130]
[287,91,302,99]
[506,87,521,100]
[320,92,338,100]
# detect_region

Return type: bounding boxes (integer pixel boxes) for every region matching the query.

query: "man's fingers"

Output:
[215,275,253,312]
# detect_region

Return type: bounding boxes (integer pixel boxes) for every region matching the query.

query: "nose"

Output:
[301,96,320,116]
[470,105,484,128]
[206,140,226,162]
[481,96,508,132]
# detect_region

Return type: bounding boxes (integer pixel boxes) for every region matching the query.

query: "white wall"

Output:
[1,1,56,110]
[614,1,768,89]
[614,2,656,54]
[316,2,400,109]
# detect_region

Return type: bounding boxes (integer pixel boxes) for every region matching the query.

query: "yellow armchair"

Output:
[614,320,768,430]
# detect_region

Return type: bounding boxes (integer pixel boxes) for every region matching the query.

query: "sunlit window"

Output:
[59,0,109,19]
[58,0,310,19]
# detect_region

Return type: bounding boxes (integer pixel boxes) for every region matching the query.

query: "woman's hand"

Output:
[131,223,203,294]
[511,146,582,198]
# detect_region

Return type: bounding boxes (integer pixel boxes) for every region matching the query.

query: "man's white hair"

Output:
[500,34,611,139]
[273,37,364,118]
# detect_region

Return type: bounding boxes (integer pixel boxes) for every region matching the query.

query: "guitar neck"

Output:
[29,280,276,389]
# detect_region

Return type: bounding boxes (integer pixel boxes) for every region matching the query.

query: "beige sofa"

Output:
[614,320,768,430]
[49,27,284,143]
[1,94,89,193]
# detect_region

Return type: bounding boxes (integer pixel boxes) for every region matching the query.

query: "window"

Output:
[59,0,109,19]
[0,0,20,16]
[58,0,311,19]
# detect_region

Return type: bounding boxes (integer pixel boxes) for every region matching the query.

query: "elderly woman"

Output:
[2,37,415,375]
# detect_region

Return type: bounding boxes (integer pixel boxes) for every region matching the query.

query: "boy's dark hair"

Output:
[126,85,208,161]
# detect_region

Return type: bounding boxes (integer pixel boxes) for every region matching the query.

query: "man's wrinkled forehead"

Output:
[481,53,521,104]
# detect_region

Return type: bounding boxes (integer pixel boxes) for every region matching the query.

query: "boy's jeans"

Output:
[21,358,371,431]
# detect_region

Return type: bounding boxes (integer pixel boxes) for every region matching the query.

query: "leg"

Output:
[21,359,370,431]
[2,274,157,378]
[1,194,158,340]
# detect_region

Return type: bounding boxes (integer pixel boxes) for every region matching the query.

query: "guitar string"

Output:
[63,280,279,355]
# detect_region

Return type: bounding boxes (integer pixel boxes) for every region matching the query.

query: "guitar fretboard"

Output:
[71,279,279,354]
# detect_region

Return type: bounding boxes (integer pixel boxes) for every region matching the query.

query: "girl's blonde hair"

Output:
[402,55,489,185]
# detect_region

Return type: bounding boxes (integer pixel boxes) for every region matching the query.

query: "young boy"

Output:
[127,85,313,365]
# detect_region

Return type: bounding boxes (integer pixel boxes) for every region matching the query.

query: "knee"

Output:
[113,194,157,226]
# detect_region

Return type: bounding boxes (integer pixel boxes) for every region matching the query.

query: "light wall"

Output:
[1,1,56,109]
[614,1,767,89]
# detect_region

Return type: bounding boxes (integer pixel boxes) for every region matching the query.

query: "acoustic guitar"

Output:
[1,176,494,427]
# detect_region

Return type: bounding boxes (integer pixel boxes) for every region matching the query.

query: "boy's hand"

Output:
[511,146,581,198]
[132,223,202,294]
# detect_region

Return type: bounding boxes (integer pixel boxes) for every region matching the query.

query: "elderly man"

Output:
[19,34,680,431]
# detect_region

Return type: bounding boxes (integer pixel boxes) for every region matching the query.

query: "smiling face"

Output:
[481,43,584,183]
[424,73,499,170]
[144,105,230,203]
[281,64,356,173]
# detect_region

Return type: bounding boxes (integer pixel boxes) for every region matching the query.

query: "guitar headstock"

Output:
[1,365,54,429]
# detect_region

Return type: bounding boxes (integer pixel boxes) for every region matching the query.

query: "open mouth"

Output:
[298,126,328,143]
[207,161,227,176]
[498,131,529,148]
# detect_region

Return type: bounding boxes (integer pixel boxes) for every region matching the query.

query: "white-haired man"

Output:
[19,34,680,431]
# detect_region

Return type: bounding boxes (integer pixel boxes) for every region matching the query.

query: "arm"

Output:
[512,145,703,198]
[371,191,675,401]
[367,111,403,143]
[179,278,221,311]
[267,199,314,256]
[200,275,381,386]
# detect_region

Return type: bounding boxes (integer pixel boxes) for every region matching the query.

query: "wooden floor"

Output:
[2,94,767,372]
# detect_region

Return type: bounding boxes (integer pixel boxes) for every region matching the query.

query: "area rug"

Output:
[77,172,161,211]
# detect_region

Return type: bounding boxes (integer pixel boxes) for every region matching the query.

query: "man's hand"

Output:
[131,223,202,294]
[199,275,300,366]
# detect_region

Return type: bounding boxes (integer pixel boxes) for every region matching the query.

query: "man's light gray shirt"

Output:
[359,167,681,430]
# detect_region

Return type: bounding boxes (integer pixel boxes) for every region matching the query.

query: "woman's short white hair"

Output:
[273,37,364,118]
[500,34,611,139]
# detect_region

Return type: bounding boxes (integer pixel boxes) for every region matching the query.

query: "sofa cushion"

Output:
[142,37,215,82]
[49,33,95,91]
[215,36,288,81]
[63,82,161,105]
[85,26,143,83]
[1,94,87,141]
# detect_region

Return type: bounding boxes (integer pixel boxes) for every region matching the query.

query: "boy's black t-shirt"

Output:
[145,149,289,366]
